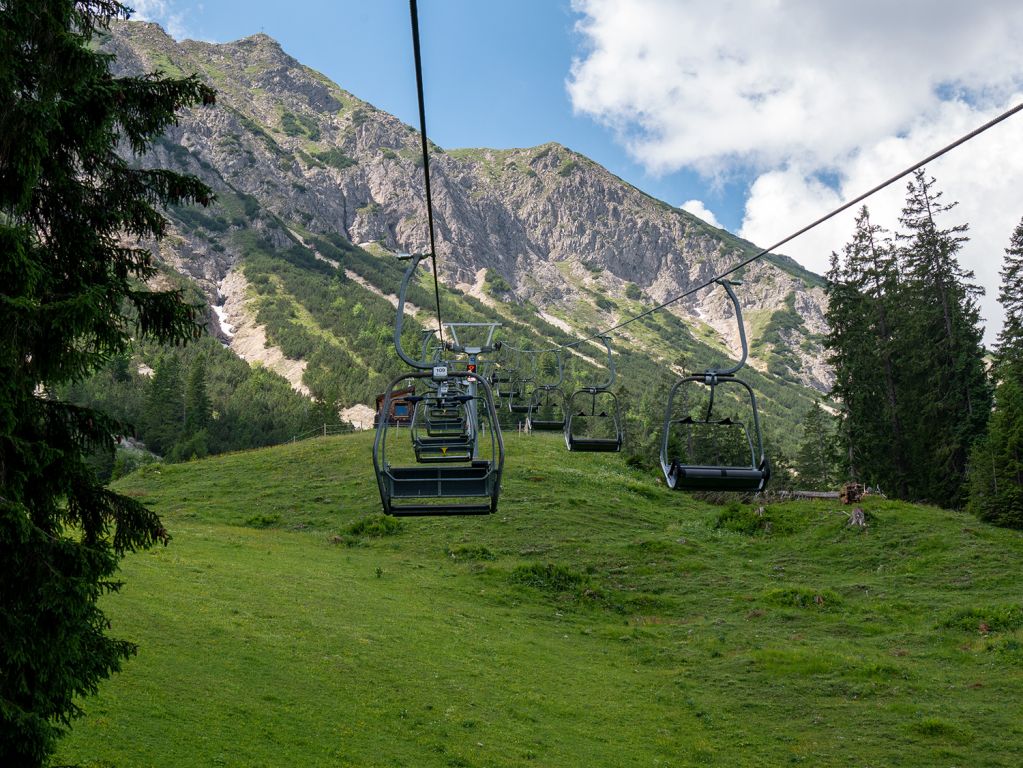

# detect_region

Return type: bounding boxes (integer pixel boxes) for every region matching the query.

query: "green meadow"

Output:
[56,432,1023,767]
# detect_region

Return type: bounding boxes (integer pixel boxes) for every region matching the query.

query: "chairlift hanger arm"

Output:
[393,253,435,369]
[587,335,616,391]
[711,279,748,376]
[534,349,564,388]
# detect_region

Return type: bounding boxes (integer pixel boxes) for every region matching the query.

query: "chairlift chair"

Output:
[409,383,474,463]
[508,349,537,414]
[660,279,770,492]
[377,371,503,511]
[410,392,475,463]
[373,253,505,515]
[526,350,566,431]
[565,336,623,452]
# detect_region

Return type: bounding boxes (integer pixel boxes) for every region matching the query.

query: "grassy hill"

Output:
[56,432,1023,767]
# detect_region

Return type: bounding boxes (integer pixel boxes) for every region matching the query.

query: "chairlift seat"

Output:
[528,417,566,431]
[665,459,769,493]
[658,280,771,494]
[413,432,472,451]
[413,440,474,463]
[375,263,505,517]
[380,461,500,515]
[386,502,494,517]
[564,370,623,453]
[565,435,622,452]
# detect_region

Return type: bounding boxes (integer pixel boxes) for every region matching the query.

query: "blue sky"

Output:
[135,1,1023,341]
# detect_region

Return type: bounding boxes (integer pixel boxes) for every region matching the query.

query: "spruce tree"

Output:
[0,3,214,764]
[968,219,1023,527]
[997,216,1023,365]
[144,352,186,454]
[897,170,991,507]
[825,208,910,496]
[795,400,840,489]
[176,353,212,459]
[967,363,1023,528]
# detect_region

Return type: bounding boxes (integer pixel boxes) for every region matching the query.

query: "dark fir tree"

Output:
[997,216,1023,365]
[0,2,214,764]
[967,363,1023,528]
[825,208,910,496]
[143,352,186,454]
[794,400,840,489]
[968,219,1023,527]
[185,355,211,434]
[897,170,990,507]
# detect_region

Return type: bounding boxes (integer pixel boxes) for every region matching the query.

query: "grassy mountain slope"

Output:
[57,433,1023,767]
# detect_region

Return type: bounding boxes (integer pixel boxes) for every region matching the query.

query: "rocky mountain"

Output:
[99,21,832,446]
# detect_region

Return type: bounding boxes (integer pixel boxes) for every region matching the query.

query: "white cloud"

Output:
[568,0,1023,341]
[680,200,721,228]
[129,0,194,40]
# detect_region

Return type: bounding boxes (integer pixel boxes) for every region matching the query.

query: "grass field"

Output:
[55,432,1023,767]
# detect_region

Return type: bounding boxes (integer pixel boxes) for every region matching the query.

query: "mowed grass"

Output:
[57,432,1023,767]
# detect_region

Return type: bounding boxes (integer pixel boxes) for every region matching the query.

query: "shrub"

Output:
[447,545,496,562]
[346,515,404,538]
[311,147,357,171]
[509,562,587,593]
[764,586,841,610]
[942,604,1023,633]
[111,449,160,481]
[715,502,769,535]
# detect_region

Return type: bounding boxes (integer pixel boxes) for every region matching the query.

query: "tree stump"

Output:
[848,507,867,527]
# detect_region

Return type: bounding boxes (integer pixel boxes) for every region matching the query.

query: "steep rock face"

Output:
[104,21,832,392]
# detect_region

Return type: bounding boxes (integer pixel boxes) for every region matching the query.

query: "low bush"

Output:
[447,545,496,562]
[942,604,1023,633]
[346,515,404,538]
[763,586,841,610]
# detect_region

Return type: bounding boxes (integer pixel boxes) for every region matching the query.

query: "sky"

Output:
[131,0,1023,343]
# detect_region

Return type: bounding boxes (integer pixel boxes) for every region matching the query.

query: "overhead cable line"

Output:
[514,100,1023,355]
[409,0,445,345]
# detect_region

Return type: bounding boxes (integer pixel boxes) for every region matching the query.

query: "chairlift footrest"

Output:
[528,420,565,431]
[567,437,622,452]
[386,502,494,517]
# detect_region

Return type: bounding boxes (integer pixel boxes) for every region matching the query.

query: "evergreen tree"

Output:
[968,220,1023,527]
[143,353,186,455]
[967,362,1023,527]
[0,3,215,764]
[826,187,989,507]
[172,353,212,460]
[897,170,991,507]
[184,353,212,435]
[795,401,840,489]
[825,208,910,496]
[997,216,1023,365]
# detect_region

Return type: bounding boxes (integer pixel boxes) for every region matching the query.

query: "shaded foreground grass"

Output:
[57,432,1023,767]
